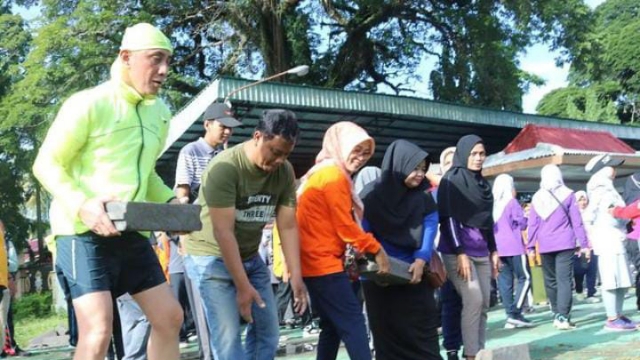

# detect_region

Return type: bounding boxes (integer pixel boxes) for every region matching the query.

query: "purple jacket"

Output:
[438,217,496,257]
[493,198,527,257]
[527,195,588,254]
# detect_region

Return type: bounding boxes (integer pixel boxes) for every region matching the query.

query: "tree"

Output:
[536,82,620,122]
[0,4,33,252]
[0,0,598,241]
[2,0,595,124]
[538,0,640,123]
[430,0,591,111]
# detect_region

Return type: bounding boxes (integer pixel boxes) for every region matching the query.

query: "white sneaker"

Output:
[553,315,577,330]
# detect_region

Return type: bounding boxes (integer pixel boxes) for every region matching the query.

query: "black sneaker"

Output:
[446,350,459,360]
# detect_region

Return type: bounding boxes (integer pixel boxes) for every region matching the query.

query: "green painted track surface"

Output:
[21,295,640,359]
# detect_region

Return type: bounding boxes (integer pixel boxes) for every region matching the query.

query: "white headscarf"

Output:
[586,167,624,208]
[492,174,515,221]
[531,164,573,220]
[354,166,381,196]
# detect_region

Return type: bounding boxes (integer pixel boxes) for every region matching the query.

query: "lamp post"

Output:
[223,65,309,106]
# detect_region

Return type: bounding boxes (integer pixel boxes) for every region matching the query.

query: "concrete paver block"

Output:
[358,256,412,284]
[475,344,530,360]
[106,201,202,232]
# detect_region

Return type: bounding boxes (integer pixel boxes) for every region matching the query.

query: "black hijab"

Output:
[362,140,437,249]
[437,134,493,229]
[623,172,640,204]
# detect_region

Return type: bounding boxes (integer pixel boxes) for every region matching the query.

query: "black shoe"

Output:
[12,347,30,357]
[446,350,459,360]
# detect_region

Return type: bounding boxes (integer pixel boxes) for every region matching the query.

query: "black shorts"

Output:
[55,232,166,300]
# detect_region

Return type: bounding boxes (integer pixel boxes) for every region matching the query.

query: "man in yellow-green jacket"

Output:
[32,23,183,360]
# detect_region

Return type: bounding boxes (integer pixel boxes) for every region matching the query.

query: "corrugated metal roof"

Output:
[503,124,635,154]
[485,143,640,168]
[156,77,640,181]
[213,77,640,139]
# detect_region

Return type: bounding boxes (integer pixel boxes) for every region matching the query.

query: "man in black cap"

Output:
[174,102,242,360]
[176,103,243,202]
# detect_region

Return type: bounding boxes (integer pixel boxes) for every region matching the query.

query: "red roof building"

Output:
[503,124,635,155]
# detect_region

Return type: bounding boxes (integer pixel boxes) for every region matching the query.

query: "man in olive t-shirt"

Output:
[183,109,308,360]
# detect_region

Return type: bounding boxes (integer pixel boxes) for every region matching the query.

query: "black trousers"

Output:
[541,249,575,318]
[362,280,442,360]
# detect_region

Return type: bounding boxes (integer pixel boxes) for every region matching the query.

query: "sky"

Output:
[519,0,606,113]
[14,0,606,115]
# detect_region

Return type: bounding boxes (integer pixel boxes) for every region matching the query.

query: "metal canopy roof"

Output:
[483,144,640,193]
[156,77,640,183]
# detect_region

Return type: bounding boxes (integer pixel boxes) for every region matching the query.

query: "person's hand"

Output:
[456,253,471,282]
[490,251,500,279]
[282,270,290,283]
[79,196,120,237]
[608,207,615,216]
[170,197,190,205]
[408,258,426,284]
[289,275,308,315]
[581,248,592,263]
[374,248,390,275]
[527,251,536,265]
[236,284,265,324]
[168,197,191,235]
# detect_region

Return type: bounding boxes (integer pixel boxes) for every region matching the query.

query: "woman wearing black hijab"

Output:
[437,135,498,360]
[361,140,441,360]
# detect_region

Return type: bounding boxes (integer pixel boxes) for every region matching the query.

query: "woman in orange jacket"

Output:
[297,122,389,360]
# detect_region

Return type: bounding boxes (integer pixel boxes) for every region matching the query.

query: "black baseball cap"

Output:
[203,103,242,127]
[585,154,625,174]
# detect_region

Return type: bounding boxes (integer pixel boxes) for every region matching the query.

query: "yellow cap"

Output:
[120,23,173,54]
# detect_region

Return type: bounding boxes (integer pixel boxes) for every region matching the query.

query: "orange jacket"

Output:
[297,165,381,277]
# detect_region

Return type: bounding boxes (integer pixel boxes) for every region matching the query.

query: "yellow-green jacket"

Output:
[33,77,175,236]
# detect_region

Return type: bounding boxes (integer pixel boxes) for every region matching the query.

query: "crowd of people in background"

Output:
[24,21,640,360]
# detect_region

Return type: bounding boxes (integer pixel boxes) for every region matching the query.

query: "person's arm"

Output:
[146,171,176,203]
[409,211,438,284]
[480,228,499,278]
[275,206,308,315]
[442,217,466,255]
[324,174,381,255]
[526,206,541,252]
[321,169,389,273]
[611,201,640,219]
[174,147,193,201]
[511,199,528,231]
[7,242,18,274]
[568,196,589,250]
[413,211,438,262]
[209,206,263,323]
[32,93,119,236]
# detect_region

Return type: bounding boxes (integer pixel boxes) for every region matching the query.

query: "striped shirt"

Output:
[175,138,223,203]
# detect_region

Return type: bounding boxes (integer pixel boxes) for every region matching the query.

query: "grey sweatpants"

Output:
[442,254,491,357]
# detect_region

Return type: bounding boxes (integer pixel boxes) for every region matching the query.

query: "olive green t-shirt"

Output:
[184,142,296,259]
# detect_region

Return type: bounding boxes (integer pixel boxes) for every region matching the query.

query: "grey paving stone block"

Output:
[106,201,202,232]
[28,331,70,350]
[357,256,412,285]
[475,344,531,360]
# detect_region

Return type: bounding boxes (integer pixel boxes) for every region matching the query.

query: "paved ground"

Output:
[20,294,640,359]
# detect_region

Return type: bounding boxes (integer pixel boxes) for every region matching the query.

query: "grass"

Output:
[14,312,67,349]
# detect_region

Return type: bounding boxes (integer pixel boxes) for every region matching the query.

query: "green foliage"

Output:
[542,0,640,123]
[0,0,606,222]
[429,0,591,111]
[14,308,66,348]
[537,84,620,123]
[13,291,53,320]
